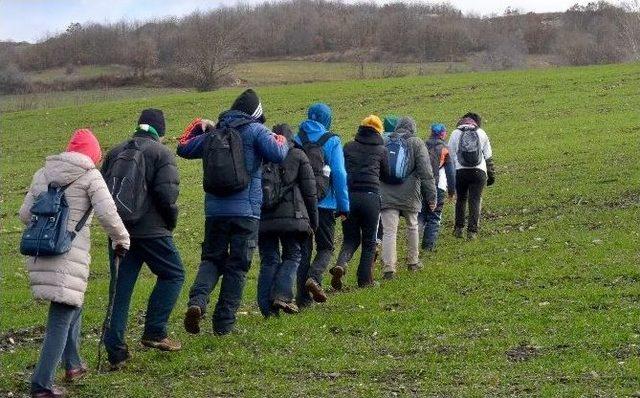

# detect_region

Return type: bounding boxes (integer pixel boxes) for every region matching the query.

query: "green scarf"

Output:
[136,124,159,140]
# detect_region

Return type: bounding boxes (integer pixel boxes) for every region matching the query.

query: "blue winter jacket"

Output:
[294,120,349,213]
[177,110,288,218]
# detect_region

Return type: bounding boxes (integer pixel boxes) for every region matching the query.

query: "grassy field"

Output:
[1,63,639,397]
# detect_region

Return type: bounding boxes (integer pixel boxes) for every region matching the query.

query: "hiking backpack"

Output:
[202,120,251,197]
[385,134,412,184]
[426,138,445,185]
[457,127,483,167]
[104,139,149,224]
[20,182,92,257]
[261,161,290,210]
[298,131,336,200]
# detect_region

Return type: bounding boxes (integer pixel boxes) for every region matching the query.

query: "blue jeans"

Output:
[31,302,83,393]
[257,232,305,317]
[105,237,184,364]
[188,217,258,334]
[420,188,446,250]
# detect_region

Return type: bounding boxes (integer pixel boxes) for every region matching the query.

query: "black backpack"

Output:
[457,127,483,167]
[298,131,336,201]
[202,120,251,197]
[104,139,149,224]
[426,138,445,185]
[261,161,293,210]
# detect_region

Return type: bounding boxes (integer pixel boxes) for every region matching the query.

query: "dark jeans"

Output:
[336,191,380,286]
[257,232,306,317]
[455,168,487,233]
[31,302,82,394]
[420,188,446,250]
[297,208,335,306]
[105,237,185,364]
[188,217,258,334]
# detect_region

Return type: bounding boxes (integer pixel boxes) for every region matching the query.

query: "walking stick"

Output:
[97,254,121,372]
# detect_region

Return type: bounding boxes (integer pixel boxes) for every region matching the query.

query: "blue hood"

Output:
[298,119,327,140]
[307,103,332,130]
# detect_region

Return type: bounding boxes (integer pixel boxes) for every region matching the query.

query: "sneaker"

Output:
[141,337,182,352]
[454,228,464,238]
[329,266,345,290]
[467,232,478,240]
[272,299,299,314]
[184,305,202,335]
[32,387,66,398]
[64,366,88,382]
[382,271,395,280]
[305,278,327,303]
[407,263,420,272]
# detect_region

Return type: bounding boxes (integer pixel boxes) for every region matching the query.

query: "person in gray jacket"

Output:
[380,116,437,279]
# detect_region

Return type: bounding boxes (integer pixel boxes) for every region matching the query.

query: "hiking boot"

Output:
[32,386,66,398]
[358,280,379,288]
[272,299,299,314]
[64,366,88,382]
[382,271,395,280]
[407,263,420,272]
[467,232,478,240]
[329,265,345,290]
[305,278,327,303]
[141,337,182,352]
[184,305,202,335]
[108,350,130,371]
[454,228,464,238]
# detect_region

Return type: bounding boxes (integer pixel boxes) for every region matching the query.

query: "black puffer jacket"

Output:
[343,126,389,193]
[259,126,318,234]
[102,132,180,238]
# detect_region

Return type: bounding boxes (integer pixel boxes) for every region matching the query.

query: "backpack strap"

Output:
[315,132,337,147]
[73,207,93,233]
[227,118,253,130]
[299,130,311,145]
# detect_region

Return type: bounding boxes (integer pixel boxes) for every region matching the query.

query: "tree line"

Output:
[1,0,639,94]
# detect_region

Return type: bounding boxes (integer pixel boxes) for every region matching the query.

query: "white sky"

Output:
[0,0,610,43]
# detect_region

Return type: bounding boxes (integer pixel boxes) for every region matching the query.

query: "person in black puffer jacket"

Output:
[257,124,318,316]
[329,115,389,289]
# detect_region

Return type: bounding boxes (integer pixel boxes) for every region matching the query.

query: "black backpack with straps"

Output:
[202,119,251,197]
[298,131,336,201]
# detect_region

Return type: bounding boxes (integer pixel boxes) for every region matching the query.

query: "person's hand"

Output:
[428,202,437,212]
[335,211,348,221]
[200,119,216,132]
[274,134,286,145]
[114,244,128,259]
[487,175,495,186]
[448,193,456,202]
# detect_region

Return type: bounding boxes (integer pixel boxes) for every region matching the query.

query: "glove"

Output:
[114,244,128,258]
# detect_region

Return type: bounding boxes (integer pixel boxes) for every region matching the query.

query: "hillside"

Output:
[1,63,639,397]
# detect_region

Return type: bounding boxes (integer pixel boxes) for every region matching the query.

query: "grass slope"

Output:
[1,63,639,397]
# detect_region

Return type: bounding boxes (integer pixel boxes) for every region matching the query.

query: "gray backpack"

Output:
[457,127,482,167]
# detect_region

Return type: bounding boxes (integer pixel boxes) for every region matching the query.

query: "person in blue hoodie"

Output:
[177,89,288,335]
[294,103,349,307]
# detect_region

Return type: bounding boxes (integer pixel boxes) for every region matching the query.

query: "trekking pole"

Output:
[97,254,121,372]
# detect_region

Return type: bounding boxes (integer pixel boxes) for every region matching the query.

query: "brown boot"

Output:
[329,266,344,290]
[184,305,202,335]
[141,337,182,352]
[64,366,88,382]
[305,278,327,303]
[273,299,299,314]
[32,386,66,398]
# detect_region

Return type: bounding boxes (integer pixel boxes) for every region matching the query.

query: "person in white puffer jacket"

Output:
[19,129,129,398]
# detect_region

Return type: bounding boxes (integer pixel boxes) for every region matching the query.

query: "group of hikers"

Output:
[18,88,495,398]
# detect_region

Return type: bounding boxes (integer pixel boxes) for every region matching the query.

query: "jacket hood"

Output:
[218,109,260,127]
[394,116,417,138]
[307,103,332,130]
[355,126,384,145]
[456,117,478,130]
[299,119,327,138]
[43,152,96,186]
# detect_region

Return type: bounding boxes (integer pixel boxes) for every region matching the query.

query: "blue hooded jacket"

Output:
[294,103,349,213]
[177,110,288,218]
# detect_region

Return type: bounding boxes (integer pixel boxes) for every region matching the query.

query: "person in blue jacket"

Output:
[177,89,288,335]
[294,103,349,307]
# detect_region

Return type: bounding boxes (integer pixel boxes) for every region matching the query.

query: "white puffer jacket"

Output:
[19,152,130,307]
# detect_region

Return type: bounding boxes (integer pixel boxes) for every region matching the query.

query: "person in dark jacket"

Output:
[178,89,288,335]
[419,123,456,251]
[101,108,185,369]
[330,115,389,289]
[257,124,318,317]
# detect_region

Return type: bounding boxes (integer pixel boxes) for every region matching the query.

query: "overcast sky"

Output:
[1,0,605,43]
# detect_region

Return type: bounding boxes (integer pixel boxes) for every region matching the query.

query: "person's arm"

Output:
[379,146,390,182]
[414,140,437,207]
[86,170,130,250]
[481,130,495,186]
[298,152,319,232]
[151,150,180,230]
[176,132,206,159]
[443,148,456,195]
[448,130,459,167]
[329,138,349,214]
[255,124,288,163]
[19,171,42,225]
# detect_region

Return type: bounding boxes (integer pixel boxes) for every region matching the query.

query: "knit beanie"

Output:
[431,123,447,138]
[307,103,332,130]
[383,115,398,133]
[138,108,166,137]
[361,115,384,134]
[232,89,265,123]
[66,129,102,165]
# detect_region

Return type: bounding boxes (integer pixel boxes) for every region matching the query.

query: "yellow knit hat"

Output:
[361,115,384,134]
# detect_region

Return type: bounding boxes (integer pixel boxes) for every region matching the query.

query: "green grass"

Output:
[1,62,640,397]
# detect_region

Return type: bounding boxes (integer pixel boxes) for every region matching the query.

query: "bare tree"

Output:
[620,0,640,60]
[126,37,158,78]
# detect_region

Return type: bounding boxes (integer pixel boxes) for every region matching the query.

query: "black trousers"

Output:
[297,208,335,305]
[336,191,380,286]
[455,168,487,233]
